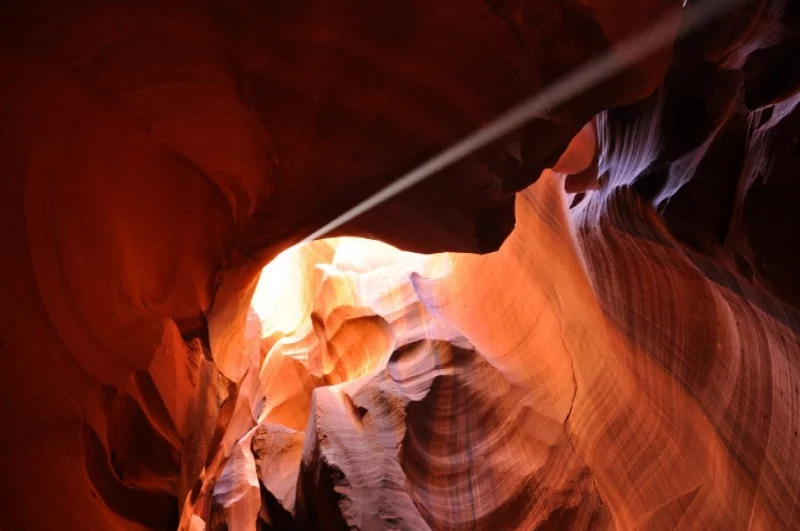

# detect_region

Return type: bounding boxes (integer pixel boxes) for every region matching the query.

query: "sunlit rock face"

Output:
[1,0,800,529]
[234,235,611,530]
[215,173,800,530]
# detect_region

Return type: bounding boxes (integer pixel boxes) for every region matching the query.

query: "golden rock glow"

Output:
[250,237,452,340]
[250,244,309,338]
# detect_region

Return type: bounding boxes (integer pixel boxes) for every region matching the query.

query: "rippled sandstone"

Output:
[0,0,799,530]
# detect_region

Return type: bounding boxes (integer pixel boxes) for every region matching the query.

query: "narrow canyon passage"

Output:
[1,0,800,530]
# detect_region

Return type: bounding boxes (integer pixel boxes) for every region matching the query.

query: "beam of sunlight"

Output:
[301,0,750,244]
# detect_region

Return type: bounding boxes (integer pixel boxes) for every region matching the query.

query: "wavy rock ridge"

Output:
[1,0,799,529]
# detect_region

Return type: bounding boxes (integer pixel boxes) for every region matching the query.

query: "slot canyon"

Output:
[2,0,800,529]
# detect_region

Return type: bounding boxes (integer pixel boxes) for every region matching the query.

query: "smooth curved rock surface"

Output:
[1,0,800,529]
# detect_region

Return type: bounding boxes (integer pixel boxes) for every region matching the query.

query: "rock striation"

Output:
[0,0,799,529]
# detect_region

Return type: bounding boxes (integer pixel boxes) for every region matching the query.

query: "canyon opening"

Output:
[1,0,800,530]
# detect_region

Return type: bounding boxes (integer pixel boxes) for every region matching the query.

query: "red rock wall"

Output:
[1,0,798,529]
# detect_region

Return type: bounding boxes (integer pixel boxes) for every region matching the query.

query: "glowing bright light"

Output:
[249,237,452,340]
[250,244,309,338]
[331,237,403,272]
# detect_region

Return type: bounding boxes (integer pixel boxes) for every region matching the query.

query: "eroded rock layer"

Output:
[235,236,612,531]
[1,0,799,529]
[217,172,800,530]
